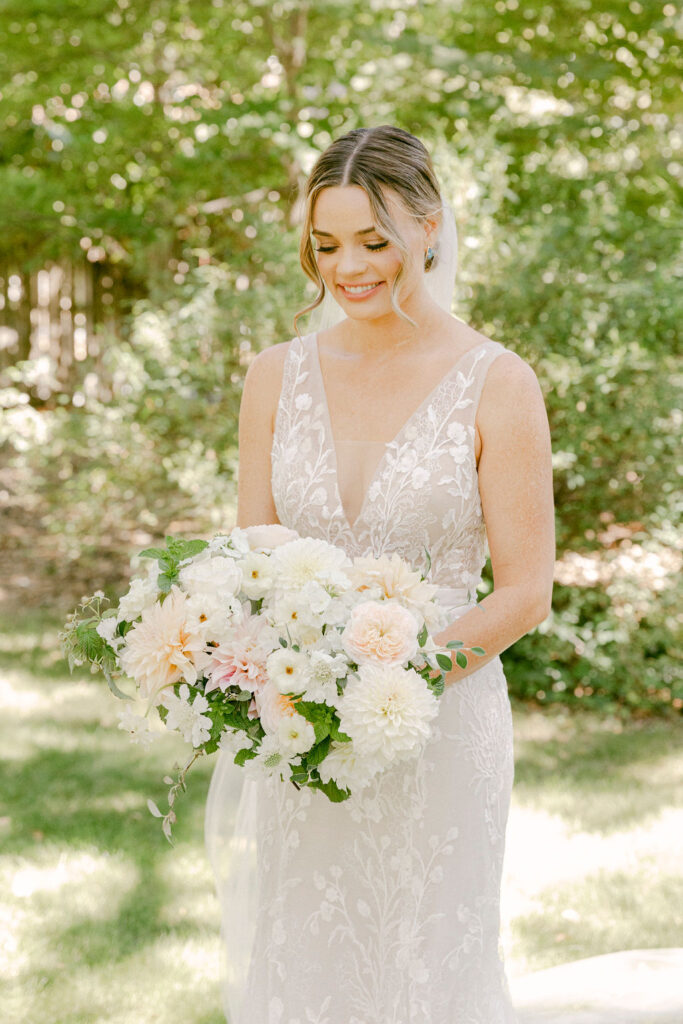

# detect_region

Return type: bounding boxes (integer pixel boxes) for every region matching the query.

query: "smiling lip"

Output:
[337,282,383,301]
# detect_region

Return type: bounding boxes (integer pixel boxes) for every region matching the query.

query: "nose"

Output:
[336,244,367,278]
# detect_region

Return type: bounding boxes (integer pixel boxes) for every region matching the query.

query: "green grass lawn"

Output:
[1,610,681,1023]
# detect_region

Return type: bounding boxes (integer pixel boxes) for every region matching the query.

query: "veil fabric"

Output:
[204,195,459,1024]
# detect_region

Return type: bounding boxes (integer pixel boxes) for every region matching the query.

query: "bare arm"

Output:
[235,343,289,529]
[434,352,555,684]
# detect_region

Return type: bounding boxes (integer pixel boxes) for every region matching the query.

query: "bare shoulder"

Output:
[240,338,301,436]
[245,338,292,386]
[479,348,545,422]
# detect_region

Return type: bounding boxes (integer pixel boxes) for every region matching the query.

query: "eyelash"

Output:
[314,242,389,254]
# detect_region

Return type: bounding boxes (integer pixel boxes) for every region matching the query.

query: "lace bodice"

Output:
[271,332,508,596]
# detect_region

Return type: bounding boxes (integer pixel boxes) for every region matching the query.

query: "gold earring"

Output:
[424,245,435,271]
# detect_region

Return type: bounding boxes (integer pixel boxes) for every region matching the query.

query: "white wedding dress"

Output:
[205,330,517,1024]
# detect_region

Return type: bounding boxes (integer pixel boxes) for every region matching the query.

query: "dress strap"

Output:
[460,340,509,425]
[272,333,310,450]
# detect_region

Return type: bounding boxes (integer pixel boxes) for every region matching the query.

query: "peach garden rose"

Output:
[341,600,420,667]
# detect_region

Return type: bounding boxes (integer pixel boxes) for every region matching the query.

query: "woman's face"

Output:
[311,185,432,321]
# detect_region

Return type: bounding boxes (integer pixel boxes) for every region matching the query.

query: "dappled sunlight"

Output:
[159,849,221,929]
[504,803,683,913]
[0,670,109,722]
[13,932,223,1024]
[502,798,683,977]
[1,848,139,982]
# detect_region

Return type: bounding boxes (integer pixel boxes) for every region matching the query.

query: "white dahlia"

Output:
[118,586,212,705]
[270,537,352,594]
[337,663,439,763]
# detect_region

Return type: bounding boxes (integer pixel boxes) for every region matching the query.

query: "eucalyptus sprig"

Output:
[147,749,206,843]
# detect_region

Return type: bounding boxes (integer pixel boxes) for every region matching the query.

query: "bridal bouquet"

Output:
[60,525,483,839]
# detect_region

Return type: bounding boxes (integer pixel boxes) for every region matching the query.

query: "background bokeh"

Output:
[1,4,682,1022]
[1,0,680,714]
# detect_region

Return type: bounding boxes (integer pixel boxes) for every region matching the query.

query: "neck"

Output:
[339,286,447,357]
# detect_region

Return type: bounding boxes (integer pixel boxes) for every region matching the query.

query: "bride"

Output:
[205,125,555,1023]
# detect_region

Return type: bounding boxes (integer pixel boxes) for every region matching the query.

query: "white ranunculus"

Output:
[266,647,309,694]
[117,574,158,624]
[162,683,212,747]
[276,712,315,757]
[237,550,276,599]
[337,663,439,763]
[179,552,242,602]
[270,537,352,594]
[243,523,299,551]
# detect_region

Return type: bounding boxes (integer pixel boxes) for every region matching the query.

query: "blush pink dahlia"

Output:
[205,611,270,695]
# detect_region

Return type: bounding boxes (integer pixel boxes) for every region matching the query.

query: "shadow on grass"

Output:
[513,716,683,834]
[1,741,211,853]
[511,867,683,973]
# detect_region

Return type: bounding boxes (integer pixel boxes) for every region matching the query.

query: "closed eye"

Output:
[314,242,389,254]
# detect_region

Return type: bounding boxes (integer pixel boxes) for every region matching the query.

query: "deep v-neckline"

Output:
[310,332,488,532]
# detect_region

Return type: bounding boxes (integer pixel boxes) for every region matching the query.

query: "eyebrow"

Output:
[311,227,379,237]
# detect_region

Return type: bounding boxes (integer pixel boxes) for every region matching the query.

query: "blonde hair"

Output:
[294,125,443,337]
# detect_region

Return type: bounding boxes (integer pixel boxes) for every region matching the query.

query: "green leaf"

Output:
[139,546,170,562]
[74,621,107,662]
[436,653,452,671]
[234,746,257,766]
[330,722,352,743]
[417,622,428,647]
[455,650,468,669]
[471,646,486,656]
[305,734,331,767]
[290,766,309,786]
[446,639,464,649]
[427,676,445,698]
[157,573,174,594]
[102,665,133,701]
[309,776,350,802]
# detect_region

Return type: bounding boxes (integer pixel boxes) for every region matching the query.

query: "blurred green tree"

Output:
[0,0,680,711]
